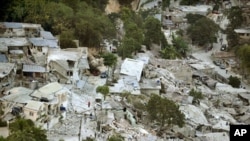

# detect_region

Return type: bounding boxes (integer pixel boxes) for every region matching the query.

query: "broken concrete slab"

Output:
[238,93,250,105]
[172,125,196,138]
[180,104,209,127]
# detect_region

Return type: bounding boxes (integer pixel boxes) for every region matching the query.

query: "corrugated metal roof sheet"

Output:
[22,64,46,72]
[0,54,8,62]
[29,38,58,48]
[40,31,55,40]
[3,22,22,29]
[234,28,250,34]
[0,63,15,78]
[0,44,8,52]
[120,58,144,81]
[0,38,29,46]
[31,82,63,100]
[2,87,33,103]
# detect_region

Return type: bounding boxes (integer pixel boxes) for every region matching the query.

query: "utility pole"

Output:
[79,117,82,141]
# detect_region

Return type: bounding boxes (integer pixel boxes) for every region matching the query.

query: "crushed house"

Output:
[47,47,89,84]
[109,75,141,95]
[0,63,16,93]
[30,82,68,119]
[140,78,161,95]
[0,22,59,75]
[120,58,144,82]
[110,58,144,95]
[189,61,215,75]
[23,100,45,122]
[149,59,193,87]
[162,9,186,29]
[0,87,33,120]
[22,64,47,87]
[0,22,42,38]
[28,31,59,65]
[0,38,30,71]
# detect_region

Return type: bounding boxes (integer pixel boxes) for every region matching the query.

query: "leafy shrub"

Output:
[0,119,7,127]
[189,89,203,104]
[228,76,241,88]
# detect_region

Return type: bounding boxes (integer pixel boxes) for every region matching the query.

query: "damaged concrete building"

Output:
[47,47,89,84]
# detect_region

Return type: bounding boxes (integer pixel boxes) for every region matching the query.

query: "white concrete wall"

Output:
[23,109,40,122]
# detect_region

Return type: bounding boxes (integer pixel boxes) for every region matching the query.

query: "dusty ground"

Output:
[0,127,9,138]
[105,0,120,14]
[105,0,140,13]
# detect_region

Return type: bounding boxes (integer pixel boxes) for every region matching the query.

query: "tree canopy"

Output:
[237,44,250,75]
[144,16,162,49]
[224,6,243,48]
[187,17,219,46]
[189,89,203,104]
[101,52,117,67]
[172,35,189,57]
[228,76,241,88]
[96,85,109,100]
[226,6,244,29]
[108,134,124,141]
[2,118,48,141]
[185,14,205,25]
[146,94,185,128]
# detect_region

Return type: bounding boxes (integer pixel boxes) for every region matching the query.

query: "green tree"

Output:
[124,22,144,51]
[60,30,77,49]
[187,17,219,47]
[0,136,7,141]
[172,35,189,57]
[45,2,74,34]
[237,44,250,76]
[96,85,109,100]
[226,6,243,29]
[186,14,205,25]
[118,37,139,59]
[228,76,241,88]
[101,52,117,83]
[4,0,48,23]
[160,46,179,59]
[0,0,12,21]
[225,6,243,48]
[108,134,124,141]
[74,2,116,47]
[225,28,239,48]
[189,89,203,104]
[144,16,162,49]
[147,94,185,128]
[102,53,117,67]
[162,0,171,10]
[7,118,47,141]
